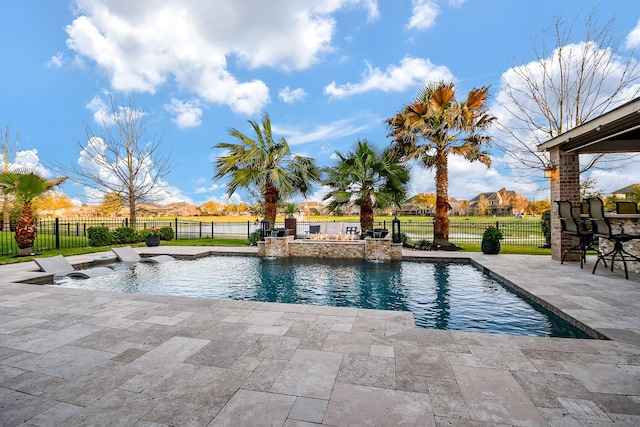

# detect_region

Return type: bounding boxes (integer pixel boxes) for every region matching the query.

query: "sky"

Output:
[1,0,640,208]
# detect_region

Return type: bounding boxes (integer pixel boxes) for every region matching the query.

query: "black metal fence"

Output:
[0,217,547,256]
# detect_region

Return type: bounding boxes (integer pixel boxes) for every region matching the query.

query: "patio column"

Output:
[549,147,581,262]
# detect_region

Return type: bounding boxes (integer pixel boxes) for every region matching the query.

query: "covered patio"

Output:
[537,97,640,270]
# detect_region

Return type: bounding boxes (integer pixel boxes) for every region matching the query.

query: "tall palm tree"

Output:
[322,139,409,232]
[387,82,495,248]
[0,170,67,255]
[213,113,320,229]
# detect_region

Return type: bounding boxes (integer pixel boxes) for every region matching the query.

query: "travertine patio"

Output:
[0,246,639,426]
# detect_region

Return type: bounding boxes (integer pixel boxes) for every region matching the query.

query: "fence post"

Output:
[125,218,128,227]
[212,221,214,239]
[175,218,179,240]
[247,220,250,239]
[55,218,60,249]
[199,222,202,238]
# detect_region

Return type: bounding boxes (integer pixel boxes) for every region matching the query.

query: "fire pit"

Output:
[309,232,358,241]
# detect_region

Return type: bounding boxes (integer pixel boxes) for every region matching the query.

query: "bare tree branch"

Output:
[493,11,640,177]
[58,95,173,228]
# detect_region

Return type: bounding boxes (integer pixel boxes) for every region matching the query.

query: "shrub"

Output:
[416,239,431,250]
[540,210,551,247]
[87,226,113,247]
[400,232,410,246]
[249,230,262,245]
[159,226,174,241]
[112,227,140,244]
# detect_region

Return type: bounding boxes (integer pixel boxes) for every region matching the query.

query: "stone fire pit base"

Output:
[257,235,402,261]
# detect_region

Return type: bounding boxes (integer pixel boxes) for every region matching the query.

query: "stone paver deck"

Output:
[0,246,639,426]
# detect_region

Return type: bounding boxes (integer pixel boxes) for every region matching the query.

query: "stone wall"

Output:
[259,236,402,261]
[257,236,294,257]
[289,240,364,259]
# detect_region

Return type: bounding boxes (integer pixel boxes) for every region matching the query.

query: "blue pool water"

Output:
[54,256,588,338]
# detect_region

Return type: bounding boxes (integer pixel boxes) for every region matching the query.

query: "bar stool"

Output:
[586,197,640,279]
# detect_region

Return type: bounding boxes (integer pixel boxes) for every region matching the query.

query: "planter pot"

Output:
[481,238,500,255]
[145,235,161,247]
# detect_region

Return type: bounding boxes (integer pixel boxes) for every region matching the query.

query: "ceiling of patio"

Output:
[537,97,640,154]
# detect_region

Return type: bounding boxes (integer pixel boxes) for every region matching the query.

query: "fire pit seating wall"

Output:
[258,227,401,261]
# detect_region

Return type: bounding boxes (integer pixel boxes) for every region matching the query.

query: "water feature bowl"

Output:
[366,229,389,238]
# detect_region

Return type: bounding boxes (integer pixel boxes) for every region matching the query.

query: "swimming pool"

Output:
[54,256,588,338]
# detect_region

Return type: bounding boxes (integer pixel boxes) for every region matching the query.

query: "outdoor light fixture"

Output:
[392,216,401,243]
[260,218,270,241]
[544,163,556,179]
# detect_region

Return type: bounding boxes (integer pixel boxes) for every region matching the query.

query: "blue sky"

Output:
[1,0,639,207]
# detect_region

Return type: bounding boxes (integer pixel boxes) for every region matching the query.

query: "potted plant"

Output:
[481,226,503,254]
[142,227,161,247]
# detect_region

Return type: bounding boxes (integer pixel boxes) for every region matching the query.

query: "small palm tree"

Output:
[322,139,409,232]
[283,202,299,218]
[387,82,495,248]
[213,113,320,229]
[0,170,67,255]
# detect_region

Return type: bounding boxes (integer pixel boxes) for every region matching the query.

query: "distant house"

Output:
[297,201,326,216]
[396,203,431,216]
[611,184,640,200]
[394,197,459,216]
[468,188,523,216]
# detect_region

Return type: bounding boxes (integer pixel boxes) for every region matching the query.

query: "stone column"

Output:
[549,147,580,262]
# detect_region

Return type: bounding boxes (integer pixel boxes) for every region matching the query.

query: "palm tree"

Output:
[213,113,320,229]
[322,139,409,232]
[387,82,495,248]
[0,170,67,255]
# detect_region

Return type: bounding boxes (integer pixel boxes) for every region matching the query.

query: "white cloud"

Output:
[279,87,307,104]
[448,0,465,7]
[10,150,52,178]
[85,93,149,126]
[47,52,64,69]
[165,98,203,128]
[625,19,640,50]
[324,56,453,99]
[407,0,439,31]
[585,165,640,196]
[64,1,378,115]
[274,113,380,145]
[85,95,111,124]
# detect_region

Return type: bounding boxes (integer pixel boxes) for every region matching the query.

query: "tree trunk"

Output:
[15,203,36,254]
[433,151,451,247]
[264,180,278,230]
[360,194,374,232]
[129,189,136,229]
